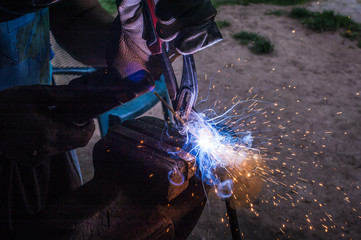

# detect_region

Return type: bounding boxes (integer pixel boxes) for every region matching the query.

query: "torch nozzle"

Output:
[153,91,186,125]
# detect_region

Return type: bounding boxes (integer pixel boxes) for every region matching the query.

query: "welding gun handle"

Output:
[143,0,162,54]
[142,0,180,102]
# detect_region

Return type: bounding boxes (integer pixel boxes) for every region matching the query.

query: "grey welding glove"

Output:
[0,85,95,166]
[107,0,158,78]
[107,0,222,78]
[156,0,223,54]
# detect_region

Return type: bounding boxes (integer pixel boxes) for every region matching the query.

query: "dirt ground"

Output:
[73,2,361,240]
[185,3,361,240]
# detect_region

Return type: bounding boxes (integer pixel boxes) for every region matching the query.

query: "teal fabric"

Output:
[0,8,51,90]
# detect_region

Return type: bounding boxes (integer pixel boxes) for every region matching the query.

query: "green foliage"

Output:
[289,7,309,18]
[290,8,361,48]
[211,0,310,8]
[99,0,117,14]
[358,40,361,48]
[233,31,274,54]
[290,8,358,32]
[216,20,231,29]
[341,30,361,40]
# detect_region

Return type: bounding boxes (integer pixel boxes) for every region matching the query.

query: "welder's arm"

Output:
[50,0,114,66]
[0,85,95,167]
[0,70,154,167]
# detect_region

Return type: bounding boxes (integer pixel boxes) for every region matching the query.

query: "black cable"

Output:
[225,198,242,240]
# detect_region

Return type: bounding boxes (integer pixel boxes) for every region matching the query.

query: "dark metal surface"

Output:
[24,117,205,240]
[225,199,242,240]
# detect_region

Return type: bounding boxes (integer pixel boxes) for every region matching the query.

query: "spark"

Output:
[161,61,361,239]
[175,101,266,204]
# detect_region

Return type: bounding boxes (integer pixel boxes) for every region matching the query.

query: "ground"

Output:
[53,1,361,239]
[185,2,361,239]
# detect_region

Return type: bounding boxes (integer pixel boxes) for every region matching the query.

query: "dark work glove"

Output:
[0,69,154,166]
[156,0,223,55]
[65,69,155,123]
[107,0,222,79]
[0,85,95,166]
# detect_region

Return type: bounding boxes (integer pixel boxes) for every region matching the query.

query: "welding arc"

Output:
[153,91,186,125]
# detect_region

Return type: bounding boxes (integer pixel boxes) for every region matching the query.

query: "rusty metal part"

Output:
[153,90,185,125]
[22,117,205,240]
[96,117,196,203]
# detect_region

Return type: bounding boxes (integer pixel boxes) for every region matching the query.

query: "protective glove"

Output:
[64,69,155,123]
[0,85,95,167]
[155,0,223,55]
[107,0,159,78]
[107,0,222,78]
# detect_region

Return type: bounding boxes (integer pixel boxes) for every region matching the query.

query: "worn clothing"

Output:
[0,8,51,90]
[0,9,82,237]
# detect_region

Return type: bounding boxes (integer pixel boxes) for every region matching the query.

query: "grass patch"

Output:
[212,0,310,8]
[289,7,309,19]
[233,31,274,53]
[99,0,117,14]
[216,20,231,29]
[290,8,359,31]
[290,8,361,48]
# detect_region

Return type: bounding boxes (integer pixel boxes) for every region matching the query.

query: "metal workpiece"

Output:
[98,117,196,203]
[24,117,205,240]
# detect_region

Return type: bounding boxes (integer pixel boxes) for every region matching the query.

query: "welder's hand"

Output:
[67,69,156,121]
[0,85,95,166]
[107,0,222,79]
[156,0,223,55]
[107,0,162,78]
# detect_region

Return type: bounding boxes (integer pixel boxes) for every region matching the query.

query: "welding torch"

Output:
[143,0,241,239]
[142,0,199,127]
